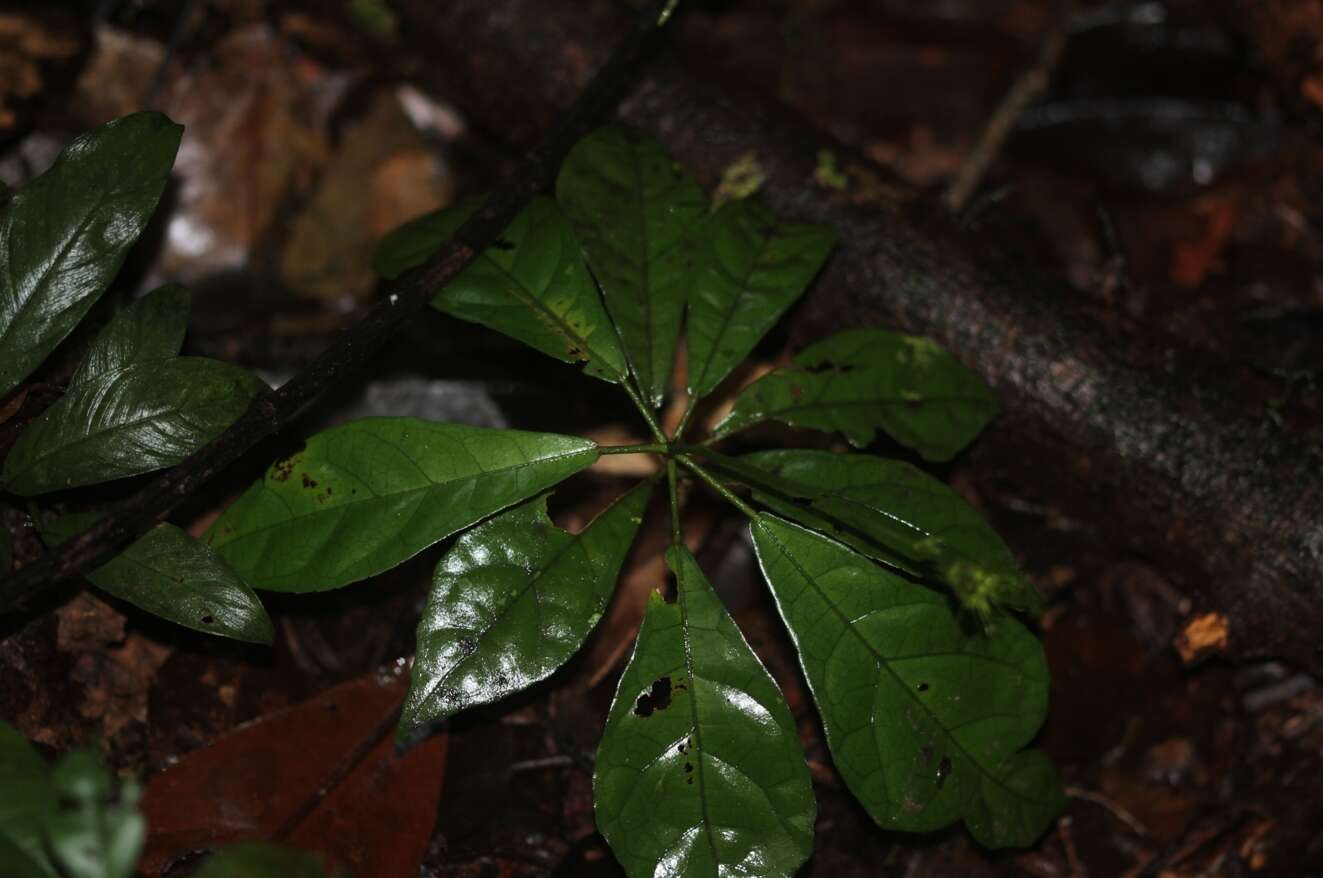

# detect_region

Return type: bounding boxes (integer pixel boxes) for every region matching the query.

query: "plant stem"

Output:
[0,0,683,612]
[599,443,668,455]
[666,460,683,543]
[675,454,759,520]
[673,392,698,440]
[621,380,669,445]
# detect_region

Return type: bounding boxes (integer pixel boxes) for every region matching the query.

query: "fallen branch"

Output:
[0,1,679,612]
[404,0,1323,671]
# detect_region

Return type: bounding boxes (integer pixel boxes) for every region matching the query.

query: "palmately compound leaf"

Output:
[595,546,815,878]
[713,328,999,462]
[206,419,599,593]
[42,514,273,645]
[736,450,1040,615]
[0,112,182,398]
[750,515,1062,848]
[44,750,144,878]
[686,199,835,402]
[402,480,652,734]
[374,197,628,383]
[3,286,265,496]
[557,125,708,407]
[0,721,57,878]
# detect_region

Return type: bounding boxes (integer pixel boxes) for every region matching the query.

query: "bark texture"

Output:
[406,0,1323,670]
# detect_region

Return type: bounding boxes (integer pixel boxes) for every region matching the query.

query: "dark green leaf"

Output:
[44,750,144,878]
[750,515,1062,848]
[686,199,834,401]
[194,843,331,878]
[402,480,651,733]
[206,419,599,593]
[595,546,815,877]
[375,197,628,382]
[0,112,183,397]
[74,285,189,381]
[372,195,481,281]
[713,329,999,462]
[42,514,273,644]
[3,357,264,495]
[736,450,1040,614]
[0,721,56,878]
[557,125,708,406]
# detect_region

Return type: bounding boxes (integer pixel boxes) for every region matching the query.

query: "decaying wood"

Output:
[407,0,1323,671]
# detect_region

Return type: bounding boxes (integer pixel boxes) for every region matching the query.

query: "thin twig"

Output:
[0,1,683,613]
[944,12,1070,213]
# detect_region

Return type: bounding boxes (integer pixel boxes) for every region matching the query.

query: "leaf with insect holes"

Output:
[751,515,1062,847]
[557,125,708,407]
[724,449,1040,615]
[3,286,265,496]
[595,545,815,878]
[205,419,599,593]
[0,112,182,398]
[713,329,999,462]
[402,480,651,733]
[685,198,834,402]
[0,721,57,878]
[374,196,628,383]
[42,514,273,644]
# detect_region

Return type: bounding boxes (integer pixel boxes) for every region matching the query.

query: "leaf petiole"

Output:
[675,454,758,520]
[620,381,668,444]
[599,443,668,455]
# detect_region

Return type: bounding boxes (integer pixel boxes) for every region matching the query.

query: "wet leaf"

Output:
[42,514,273,644]
[0,112,182,397]
[44,750,144,878]
[206,419,599,593]
[557,125,708,407]
[713,329,999,462]
[734,450,1040,614]
[0,721,56,878]
[3,357,263,496]
[194,843,334,878]
[74,284,189,379]
[595,546,815,877]
[403,480,651,733]
[686,199,834,401]
[139,672,446,878]
[375,196,628,382]
[750,515,1062,847]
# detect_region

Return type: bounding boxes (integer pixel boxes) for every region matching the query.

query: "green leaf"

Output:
[206,418,599,593]
[3,357,264,496]
[194,843,331,878]
[713,329,999,462]
[557,125,708,407]
[0,721,56,878]
[735,450,1040,614]
[42,514,273,644]
[402,480,651,733]
[44,750,144,878]
[750,515,1062,848]
[74,285,189,381]
[595,546,815,877]
[0,112,183,398]
[375,197,628,383]
[686,199,834,401]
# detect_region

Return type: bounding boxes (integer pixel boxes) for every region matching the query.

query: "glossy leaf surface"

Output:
[74,285,189,380]
[0,112,182,397]
[751,516,1062,847]
[403,481,651,733]
[375,197,628,382]
[713,329,999,461]
[43,514,273,644]
[44,751,143,878]
[3,356,263,495]
[737,450,1039,614]
[0,721,55,878]
[557,125,708,406]
[595,546,815,877]
[686,199,834,400]
[206,419,598,592]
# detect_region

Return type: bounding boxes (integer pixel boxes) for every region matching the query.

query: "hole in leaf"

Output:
[633,677,672,717]
[917,682,929,692]
[936,757,952,789]
[200,615,215,625]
